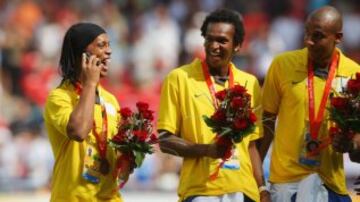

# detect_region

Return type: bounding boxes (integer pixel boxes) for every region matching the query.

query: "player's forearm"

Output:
[349,134,360,163]
[67,83,97,141]
[158,130,211,158]
[257,111,276,161]
[249,141,266,186]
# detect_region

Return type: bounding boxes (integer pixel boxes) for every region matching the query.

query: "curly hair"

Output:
[200,8,245,46]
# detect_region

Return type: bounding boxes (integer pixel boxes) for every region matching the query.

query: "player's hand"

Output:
[260,190,271,202]
[332,133,354,153]
[206,143,230,159]
[81,52,101,86]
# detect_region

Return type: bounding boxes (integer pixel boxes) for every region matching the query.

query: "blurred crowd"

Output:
[0,0,360,193]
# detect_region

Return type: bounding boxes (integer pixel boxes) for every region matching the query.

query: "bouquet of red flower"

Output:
[329,72,360,140]
[109,102,157,188]
[203,84,257,180]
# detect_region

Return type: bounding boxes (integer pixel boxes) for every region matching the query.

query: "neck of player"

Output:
[208,65,229,77]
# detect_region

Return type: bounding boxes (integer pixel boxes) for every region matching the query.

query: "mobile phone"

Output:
[84,52,100,66]
[84,52,91,62]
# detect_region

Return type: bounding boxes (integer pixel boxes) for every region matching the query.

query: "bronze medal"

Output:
[99,158,110,175]
[306,140,320,153]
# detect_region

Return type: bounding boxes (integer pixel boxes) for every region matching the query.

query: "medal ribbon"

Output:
[112,151,134,189]
[201,60,234,181]
[74,82,108,160]
[308,51,339,141]
[92,103,108,160]
[201,60,234,109]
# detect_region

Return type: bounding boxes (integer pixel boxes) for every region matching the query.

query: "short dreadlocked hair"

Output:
[201,8,245,46]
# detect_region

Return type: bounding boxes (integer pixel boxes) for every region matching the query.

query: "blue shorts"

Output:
[291,186,351,202]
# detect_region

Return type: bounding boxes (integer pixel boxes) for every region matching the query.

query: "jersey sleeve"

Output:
[157,72,181,136]
[262,57,282,114]
[44,89,74,137]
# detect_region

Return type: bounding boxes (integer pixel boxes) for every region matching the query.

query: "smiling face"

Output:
[204,22,240,73]
[85,33,112,77]
[304,10,342,67]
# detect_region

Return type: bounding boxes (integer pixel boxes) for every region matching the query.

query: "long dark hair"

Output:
[59,23,106,84]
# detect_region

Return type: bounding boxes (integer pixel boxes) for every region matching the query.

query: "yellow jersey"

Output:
[157,59,263,201]
[262,48,360,194]
[44,80,122,202]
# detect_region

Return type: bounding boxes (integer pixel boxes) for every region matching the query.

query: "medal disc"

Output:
[99,158,110,175]
[306,140,320,153]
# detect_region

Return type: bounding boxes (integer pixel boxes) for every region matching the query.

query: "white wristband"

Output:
[259,185,269,193]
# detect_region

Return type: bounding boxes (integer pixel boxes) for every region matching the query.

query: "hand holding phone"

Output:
[81,52,101,86]
[84,52,101,66]
[84,52,91,62]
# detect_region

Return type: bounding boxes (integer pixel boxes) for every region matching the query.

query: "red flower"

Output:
[211,110,226,122]
[233,119,248,130]
[215,90,227,101]
[136,102,149,112]
[249,112,257,123]
[356,72,360,80]
[231,85,247,96]
[120,107,133,119]
[347,79,360,94]
[224,147,232,159]
[150,133,158,143]
[133,130,148,142]
[112,133,126,143]
[215,137,232,159]
[141,110,154,121]
[216,136,232,146]
[203,84,257,181]
[329,126,340,135]
[330,97,348,110]
[230,97,244,108]
[110,101,156,185]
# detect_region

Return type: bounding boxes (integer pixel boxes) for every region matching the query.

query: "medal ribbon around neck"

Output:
[307,51,339,143]
[75,82,109,174]
[201,60,234,109]
[201,60,235,181]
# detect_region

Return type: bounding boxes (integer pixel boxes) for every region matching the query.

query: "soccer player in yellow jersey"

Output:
[259,6,360,202]
[157,9,270,202]
[44,23,123,202]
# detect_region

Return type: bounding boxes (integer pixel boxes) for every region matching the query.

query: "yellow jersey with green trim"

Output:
[157,59,263,201]
[44,80,122,202]
[262,48,360,194]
